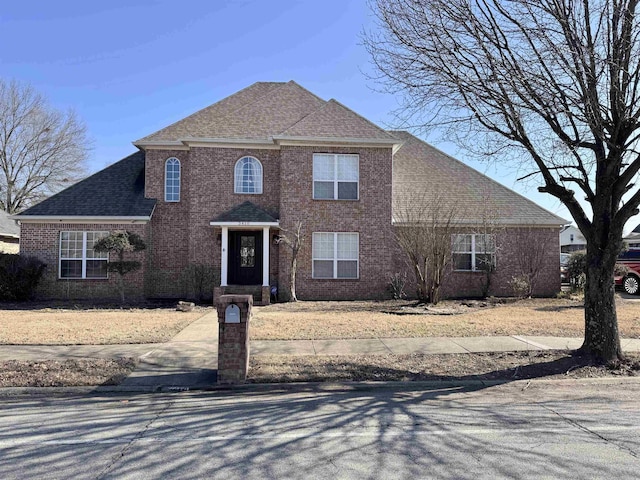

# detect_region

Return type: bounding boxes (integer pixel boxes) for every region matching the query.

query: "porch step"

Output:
[217,285,269,306]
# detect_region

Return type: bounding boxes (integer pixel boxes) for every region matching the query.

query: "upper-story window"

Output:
[165,157,181,202]
[313,154,359,200]
[234,156,263,194]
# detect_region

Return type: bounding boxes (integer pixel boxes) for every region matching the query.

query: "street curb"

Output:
[2,376,640,397]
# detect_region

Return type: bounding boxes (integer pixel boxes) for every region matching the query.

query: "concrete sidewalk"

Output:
[1,310,639,389]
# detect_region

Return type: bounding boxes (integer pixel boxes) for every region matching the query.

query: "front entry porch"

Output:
[210,202,279,306]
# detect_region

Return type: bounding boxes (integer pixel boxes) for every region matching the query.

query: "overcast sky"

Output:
[1,0,578,224]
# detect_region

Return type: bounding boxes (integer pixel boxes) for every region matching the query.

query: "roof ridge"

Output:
[326,99,397,139]
[284,80,328,105]
[197,82,295,135]
[135,82,285,143]
[207,81,326,135]
[278,97,331,135]
[395,131,568,224]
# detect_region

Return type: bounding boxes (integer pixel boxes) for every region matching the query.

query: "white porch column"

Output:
[221,227,228,287]
[263,226,270,287]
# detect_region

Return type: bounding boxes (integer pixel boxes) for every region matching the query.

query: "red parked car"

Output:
[615,249,640,294]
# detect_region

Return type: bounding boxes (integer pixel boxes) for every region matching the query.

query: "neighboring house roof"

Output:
[0,211,19,238]
[135,81,395,145]
[212,201,278,224]
[391,131,567,227]
[14,151,156,220]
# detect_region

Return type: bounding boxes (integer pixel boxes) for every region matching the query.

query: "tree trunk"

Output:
[118,273,125,304]
[290,255,298,302]
[579,243,623,362]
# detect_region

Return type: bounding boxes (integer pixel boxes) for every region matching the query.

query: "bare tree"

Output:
[473,190,504,298]
[513,227,554,298]
[276,221,304,302]
[394,189,464,304]
[0,79,89,213]
[365,0,640,361]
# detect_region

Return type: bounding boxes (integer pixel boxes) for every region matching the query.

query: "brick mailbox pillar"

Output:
[216,294,252,384]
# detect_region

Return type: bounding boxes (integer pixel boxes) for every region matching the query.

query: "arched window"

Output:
[165,157,180,202]
[234,156,263,194]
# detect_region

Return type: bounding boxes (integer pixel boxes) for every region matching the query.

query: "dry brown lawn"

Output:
[250,296,640,340]
[0,358,136,387]
[249,351,640,383]
[0,307,207,345]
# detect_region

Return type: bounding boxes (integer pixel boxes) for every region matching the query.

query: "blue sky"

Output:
[1,0,572,222]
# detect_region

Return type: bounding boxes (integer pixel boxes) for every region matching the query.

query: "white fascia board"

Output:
[183,138,280,150]
[13,216,152,224]
[273,135,399,148]
[209,221,280,227]
[392,219,567,228]
[132,140,188,150]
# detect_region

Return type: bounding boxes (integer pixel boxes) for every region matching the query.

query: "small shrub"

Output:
[566,251,587,292]
[388,272,408,299]
[508,275,530,298]
[0,254,46,301]
[182,263,216,303]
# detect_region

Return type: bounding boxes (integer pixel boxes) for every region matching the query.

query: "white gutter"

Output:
[209,221,280,227]
[12,216,152,224]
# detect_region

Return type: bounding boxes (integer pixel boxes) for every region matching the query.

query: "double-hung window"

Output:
[59,231,109,279]
[313,154,359,200]
[312,232,359,279]
[165,157,181,202]
[452,234,496,271]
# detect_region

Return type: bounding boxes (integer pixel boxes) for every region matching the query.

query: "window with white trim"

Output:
[59,231,109,279]
[165,157,181,202]
[312,232,359,279]
[313,153,359,200]
[234,156,263,194]
[452,234,496,271]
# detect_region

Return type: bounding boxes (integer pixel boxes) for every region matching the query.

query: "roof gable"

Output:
[137,82,285,143]
[136,81,329,143]
[17,151,156,218]
[391,131,567,226]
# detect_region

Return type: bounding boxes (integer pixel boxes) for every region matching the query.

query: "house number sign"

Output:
[225,304,240,323]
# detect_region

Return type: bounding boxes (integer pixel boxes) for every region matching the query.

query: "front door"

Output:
[228,231,263,285]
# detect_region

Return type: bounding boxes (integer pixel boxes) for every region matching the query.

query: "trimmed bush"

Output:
[0,254,46,301]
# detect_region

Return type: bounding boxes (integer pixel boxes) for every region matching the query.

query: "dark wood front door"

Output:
[228,231,263,285]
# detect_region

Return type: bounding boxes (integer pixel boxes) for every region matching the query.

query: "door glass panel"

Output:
[240,236,256,268]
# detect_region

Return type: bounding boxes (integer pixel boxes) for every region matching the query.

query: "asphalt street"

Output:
[1,380,639,479]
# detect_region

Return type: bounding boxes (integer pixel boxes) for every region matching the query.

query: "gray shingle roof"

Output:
[391,131,567,226]
[0,211,19,237]
[136,81,397,144]
[212,201,278,223]
[16,151,156,218]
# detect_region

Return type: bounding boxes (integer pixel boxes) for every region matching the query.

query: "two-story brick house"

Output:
[14,81,566,303]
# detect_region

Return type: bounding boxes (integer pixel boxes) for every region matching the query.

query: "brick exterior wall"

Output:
[144,147,281,299]
[20,145,560,302]
[20,222,148,300]
[391,226,561,299]
[278,145,394,300]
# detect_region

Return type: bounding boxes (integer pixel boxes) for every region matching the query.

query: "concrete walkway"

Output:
[1,310,640,389]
